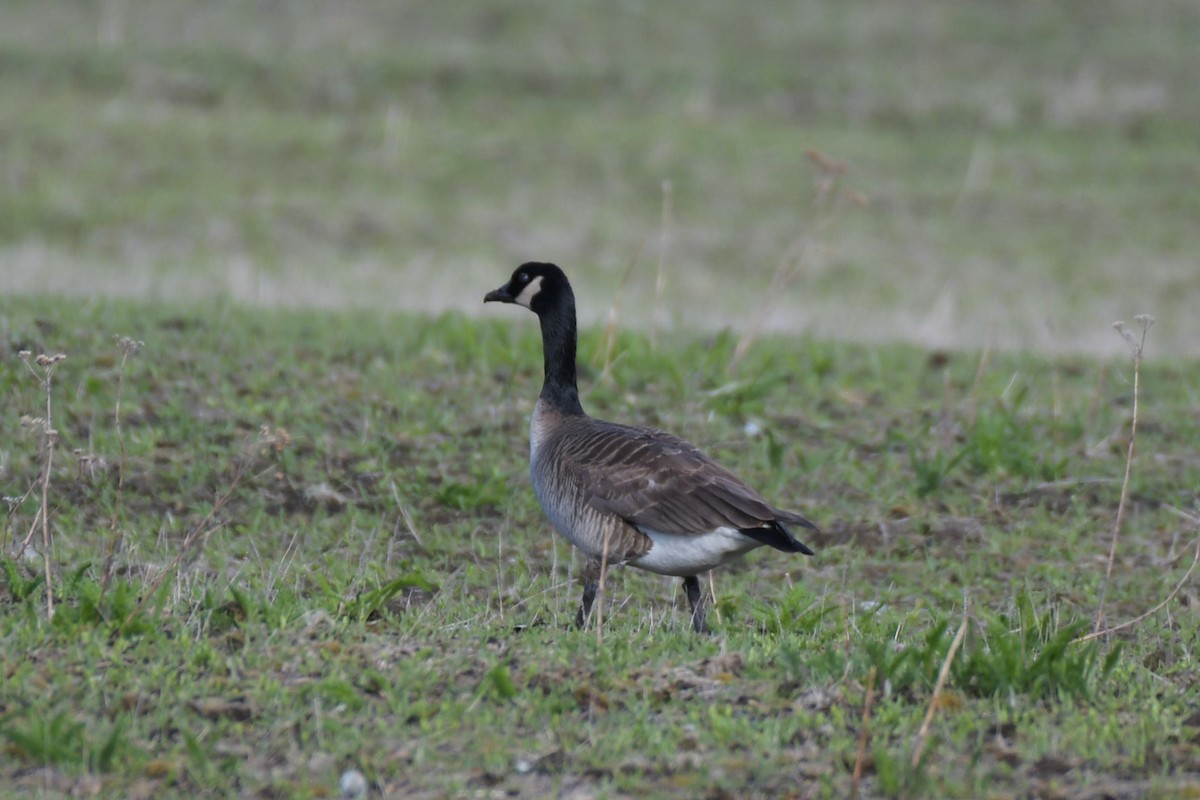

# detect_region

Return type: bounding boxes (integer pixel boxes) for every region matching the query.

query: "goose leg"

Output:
[575,557,602,628]
[683,575,711,634]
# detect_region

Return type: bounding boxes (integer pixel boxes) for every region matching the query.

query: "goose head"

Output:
[484,262,572,314]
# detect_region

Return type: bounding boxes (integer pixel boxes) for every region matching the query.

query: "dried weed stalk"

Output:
[911,602,969,769]
[1078,503,1199,643]
[650,178,673,348]
[597,245,645,383]
[4,481,37,552]
[849,666,878,800]
[16,350,67,619]
[706,570,721,627]
[965,344,992,429]
[124,425,290,628]
[730,150,866,372]
[1076,535,1199,643]
[1093,314,1154,633]
[595,526,613,647]
[101,336,144,592]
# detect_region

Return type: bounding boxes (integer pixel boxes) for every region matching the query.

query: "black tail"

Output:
[740,516,817,556]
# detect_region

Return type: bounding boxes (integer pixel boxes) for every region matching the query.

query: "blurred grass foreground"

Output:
[2,0,1198,355]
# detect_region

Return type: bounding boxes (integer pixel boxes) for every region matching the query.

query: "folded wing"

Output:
[555,419,816,553]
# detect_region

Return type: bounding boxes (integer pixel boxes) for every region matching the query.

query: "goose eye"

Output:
[517,272,530,284]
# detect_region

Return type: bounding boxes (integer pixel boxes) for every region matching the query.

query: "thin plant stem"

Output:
[650,178,672,348]
[1094,316,1153,632]
[599,246,644,382]
[19,352,66,620]
[849,666,878,800]
[124,427,282,628]
[706,570,721,627]
[731,151,863,372]
[596,525,613,646]
[17,507,41,555]
[102,337,142,592]
[965,344,992,428]
[39,428,56,620]
[911,602,969,768]
[1077,536,1199,644]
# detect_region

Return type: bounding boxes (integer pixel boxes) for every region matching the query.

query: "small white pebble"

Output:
[514,757,535,774]
[743,421,762,437]
[339,769,368,798]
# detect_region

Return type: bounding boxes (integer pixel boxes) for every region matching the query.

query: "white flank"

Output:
[630,527,763,577]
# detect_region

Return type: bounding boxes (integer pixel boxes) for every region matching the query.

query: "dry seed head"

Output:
[115,336,145,357]
[18,350,32,362]
[1112,315,1154,357]
[258,425,291,453]
[844,189,870,207]
[805,149,847,175]
[74,450,103,478]
[35,353,67,367]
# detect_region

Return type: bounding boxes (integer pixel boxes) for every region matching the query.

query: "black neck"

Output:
[537,294,585,416]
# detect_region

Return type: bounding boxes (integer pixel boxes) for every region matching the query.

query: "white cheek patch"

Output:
[514,275,544,308]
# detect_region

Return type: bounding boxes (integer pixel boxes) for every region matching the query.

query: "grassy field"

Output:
[1,295,1199,798]
[3,1,1200,798]
[1,0,1198,354]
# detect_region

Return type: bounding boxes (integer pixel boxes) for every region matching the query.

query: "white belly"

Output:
[630,527,762,577]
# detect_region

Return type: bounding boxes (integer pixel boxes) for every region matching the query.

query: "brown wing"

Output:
[553,418,790,536]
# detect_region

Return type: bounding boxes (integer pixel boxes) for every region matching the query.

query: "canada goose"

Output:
[484,262,817,633]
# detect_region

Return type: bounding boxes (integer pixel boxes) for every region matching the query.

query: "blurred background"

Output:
[2,0,1197,355]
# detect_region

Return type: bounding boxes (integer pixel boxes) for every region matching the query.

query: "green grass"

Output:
[2,296,1199,798]
[1,0,1199,354]
[2,2,1200,796]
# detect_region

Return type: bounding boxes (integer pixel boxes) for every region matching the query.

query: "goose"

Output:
[484,262,817,633]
